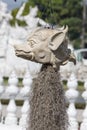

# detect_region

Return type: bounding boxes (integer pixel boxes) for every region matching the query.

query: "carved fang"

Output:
[30,52,35,60]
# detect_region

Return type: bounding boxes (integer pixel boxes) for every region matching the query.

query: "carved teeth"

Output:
[29,52,35,60]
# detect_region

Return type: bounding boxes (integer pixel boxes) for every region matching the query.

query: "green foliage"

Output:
[60,17,82,40]
[11,8,19,18]
[9,0,83,48]
[9,18,15,26]
[28,0,64,24]
[21,1,34,16]
[28,0,82,46]
[9,18,27,26]
[73,39,82,49]
[9,1,36,26]
[9,7,27,26]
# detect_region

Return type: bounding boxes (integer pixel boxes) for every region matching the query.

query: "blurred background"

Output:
[0,1,87,130]
[0,0,87,79]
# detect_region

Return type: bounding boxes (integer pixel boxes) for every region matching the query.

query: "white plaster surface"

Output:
[0,123,25,130]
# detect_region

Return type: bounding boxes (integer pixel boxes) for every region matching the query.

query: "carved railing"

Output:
[0,71,32,130]
[0,70,87,130]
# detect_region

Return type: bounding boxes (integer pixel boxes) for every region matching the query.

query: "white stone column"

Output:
[19,71,32,128]
[19,99,30,128]
[5,71,19,125]
[20,71,32,96]
[65,73,79,130]
[0,74,4,123]
[0,74,4,95]
[80,80,87,130]
[0,101,2,123]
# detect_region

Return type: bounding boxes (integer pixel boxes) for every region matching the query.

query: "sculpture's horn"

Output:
[58,26,65,31]
[63,25,68,33]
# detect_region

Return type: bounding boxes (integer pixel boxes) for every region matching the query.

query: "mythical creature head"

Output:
[14,26,76,68]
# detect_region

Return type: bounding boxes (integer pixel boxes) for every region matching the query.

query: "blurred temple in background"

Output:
[0,0,87,81]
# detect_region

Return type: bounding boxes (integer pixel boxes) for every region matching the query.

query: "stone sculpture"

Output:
[14,26,76,68]
[14,26,76,130]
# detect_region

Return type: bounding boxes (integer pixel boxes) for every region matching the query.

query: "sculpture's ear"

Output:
[49,26,68,50]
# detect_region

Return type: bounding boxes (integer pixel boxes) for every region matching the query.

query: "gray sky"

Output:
[2,0,28,10]
[2,0,87,11]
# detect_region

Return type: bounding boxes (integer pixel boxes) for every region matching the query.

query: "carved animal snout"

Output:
[14,44,35,60]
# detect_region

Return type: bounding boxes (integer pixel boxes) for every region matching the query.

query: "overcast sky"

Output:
[3,0,28,10]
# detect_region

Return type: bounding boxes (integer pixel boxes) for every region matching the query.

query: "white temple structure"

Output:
[16,3,49,30]
[0,0,12,75]
[0,1,44,77]
[0,0,87,80]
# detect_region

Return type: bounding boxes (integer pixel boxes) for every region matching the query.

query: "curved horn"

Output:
[57,26,65,31]
[63,25,68,33]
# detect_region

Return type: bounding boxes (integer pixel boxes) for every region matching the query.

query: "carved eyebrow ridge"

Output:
[28,40,37,44]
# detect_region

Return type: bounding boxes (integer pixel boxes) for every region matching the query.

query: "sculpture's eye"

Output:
[29,40,35,47]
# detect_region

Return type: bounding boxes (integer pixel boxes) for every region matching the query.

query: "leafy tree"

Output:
[10,0,83,48]
[28,0,83,48]
[9,7,27,26]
